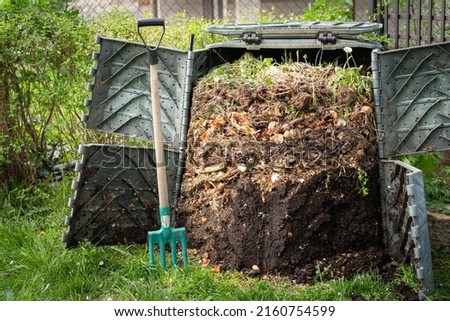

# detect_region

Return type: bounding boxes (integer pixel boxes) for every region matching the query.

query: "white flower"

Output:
[343,47,353,54]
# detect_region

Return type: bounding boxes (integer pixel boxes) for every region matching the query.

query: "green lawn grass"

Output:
[1,176,448,301]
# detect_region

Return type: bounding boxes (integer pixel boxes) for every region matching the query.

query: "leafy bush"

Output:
[0,1,94,188]
[302,0,354,22]
[91,8,227,50]
[402,153,450,214]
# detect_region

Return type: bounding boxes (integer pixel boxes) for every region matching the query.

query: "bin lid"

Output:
[206,21,382,49]
[373,41,450,157]
[207,21,382,38]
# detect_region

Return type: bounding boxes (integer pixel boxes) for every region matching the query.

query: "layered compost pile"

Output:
[177,54,384,283]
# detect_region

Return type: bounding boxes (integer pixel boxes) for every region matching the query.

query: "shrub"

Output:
[91,8,227,50]
[402,153,450,214]
[0,2,94,188]
[302,0,354,22]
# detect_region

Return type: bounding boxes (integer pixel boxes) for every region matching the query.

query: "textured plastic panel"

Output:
[373,42,450,157]
[380,160,434,297]
[85,37,209,148]
[207,22,382,50]
[62,144,179,248]
[207,22,382,38]
[207,38,381,50]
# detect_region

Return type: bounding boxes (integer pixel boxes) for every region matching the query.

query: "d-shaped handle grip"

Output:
[137,18,165,28]
[137,18,165,64]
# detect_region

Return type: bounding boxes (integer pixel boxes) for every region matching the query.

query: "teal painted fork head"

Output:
[148,207,188,269]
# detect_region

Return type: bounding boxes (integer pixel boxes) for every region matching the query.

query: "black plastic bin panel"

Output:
[62,144,179,248]
[373,42,450,157]
[380,160,434,297]
[85,36,210,147]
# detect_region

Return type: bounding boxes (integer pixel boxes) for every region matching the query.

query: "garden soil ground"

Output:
[176,56,419,299]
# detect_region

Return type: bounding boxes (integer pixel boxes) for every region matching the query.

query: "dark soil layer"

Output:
[176,56,419,299]
[178,164,382,281]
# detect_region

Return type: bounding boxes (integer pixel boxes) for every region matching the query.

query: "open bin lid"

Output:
[84,36,210,147]
[206,21,382,50]
[372,41,450,157]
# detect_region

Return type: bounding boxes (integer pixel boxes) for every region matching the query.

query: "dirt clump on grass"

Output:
[177,54,385,284]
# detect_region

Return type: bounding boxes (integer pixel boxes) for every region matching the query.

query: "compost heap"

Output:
[177,54,383,283]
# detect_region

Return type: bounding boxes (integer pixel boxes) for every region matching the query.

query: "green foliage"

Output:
[330,65,373,99]
[402,153,450,214]
[92,8,227,51]
[0,0,69,10]
[429,247,450,300]
[302,0,354,22]
[301,0,389,48]
[402,153,441,178]
[355,171,370,197]
[160,12,228,50]
[198,53,274,90]
[358,31,391,49]
[251,6,303,23]
[425,176,450,214]
[0,2,94,188]
[328,51,373,117]
[90,7,138,42]
[393,265,420,293]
